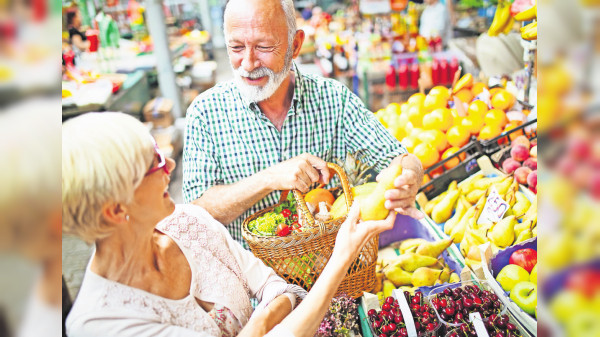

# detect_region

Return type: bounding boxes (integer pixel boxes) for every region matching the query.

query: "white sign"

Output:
[469,312,490,337]
[359,0,392,14]
[478,186,509,225]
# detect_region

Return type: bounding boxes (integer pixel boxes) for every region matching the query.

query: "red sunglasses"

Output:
[145,143,170,176]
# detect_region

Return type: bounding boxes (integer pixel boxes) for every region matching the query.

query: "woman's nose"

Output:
[166,157,176,175]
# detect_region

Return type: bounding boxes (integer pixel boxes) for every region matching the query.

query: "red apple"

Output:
[566,268,600,298]
[527,170,537,190]
[509,248,537,273]
[511,145,530,162]
[502,158,522,174]
[523,158,537,171]
[515,167,532,185]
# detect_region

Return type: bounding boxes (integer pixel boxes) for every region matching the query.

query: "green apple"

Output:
[550,290,589,323]
[530,264,537,284]
[510,281,537,315]
[497,264,530,292]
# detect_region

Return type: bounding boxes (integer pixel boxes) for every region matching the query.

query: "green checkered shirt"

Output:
[183,63,406,246]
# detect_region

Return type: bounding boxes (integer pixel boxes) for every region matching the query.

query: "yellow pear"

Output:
[361,165,403,220]
[460,228,487,256]
[515,219,534,236]
[444,196,470,235]
[383,280,396,298]
[487,215,517,248]
[460,173,484,195]
[416,238,454,258]
[532,225,537,237]
[449,272,460,283]
[412,267,443,287]
[438,265,452,283]
[450,205,477,242]
[392,253,439,272]
[465,258,482,269]
[399,238,428,254]
[466,189,486,204]
[473,176,503,190]
[424,191,447,216]
[330,182,378,218]
[511,192,531,217]
[384,266,413,287]
[515,228,533,243]
[432,190,460,223]
[494,176,515,196]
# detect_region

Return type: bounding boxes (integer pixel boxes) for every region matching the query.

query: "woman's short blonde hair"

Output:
[62,112,154,243]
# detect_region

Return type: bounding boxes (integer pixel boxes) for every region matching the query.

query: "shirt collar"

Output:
[236,61,306,116]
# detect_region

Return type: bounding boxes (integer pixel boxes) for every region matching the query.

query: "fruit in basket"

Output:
[484,108,508,128]
[509,192,531,216]
[523,157,537,171]
[415,238,454,257]
[510,281,537,315]
[444,197,469,235]
[385,266,413,287]
[449,273,460,283]
[530,145,537,158]
[467,100,489,118]
[423,92,447,112]
[497,265,530,292]
[509,248,537,273]
[305,188,334,213]
[392,252,439,272]
[515,226,533,243]
[413,143,439,169]
[512,135,530,149]
[360,164,403,221]
[461,115,485,135]
[447,125,470,147]
[487,215,517,248]
[502,158,522,174]
[412,267,443,287]
[432,190,460,223]
[330,182,377,219]
[530,264,537,284]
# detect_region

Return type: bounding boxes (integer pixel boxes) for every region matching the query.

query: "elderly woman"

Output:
[63,112,394,337]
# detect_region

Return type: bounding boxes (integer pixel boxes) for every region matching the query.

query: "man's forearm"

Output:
[191,171,274,225]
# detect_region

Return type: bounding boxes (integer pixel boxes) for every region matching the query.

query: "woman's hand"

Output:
[332,201,396,265]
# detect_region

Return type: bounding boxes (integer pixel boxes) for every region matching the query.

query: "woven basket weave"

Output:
[242,163,379,299]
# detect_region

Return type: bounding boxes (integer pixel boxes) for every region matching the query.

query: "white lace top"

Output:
[66,204,307,337]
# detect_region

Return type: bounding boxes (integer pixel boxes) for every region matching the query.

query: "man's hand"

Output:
[263,153,330,193]
[377,153,424,219]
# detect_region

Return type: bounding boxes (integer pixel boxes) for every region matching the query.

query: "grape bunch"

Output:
[446,313,521,337]
[367,291,439,337]
[430,285,503,324]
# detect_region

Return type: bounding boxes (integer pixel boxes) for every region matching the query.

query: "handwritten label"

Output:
[469,312,490,337]
[478,186,509,225]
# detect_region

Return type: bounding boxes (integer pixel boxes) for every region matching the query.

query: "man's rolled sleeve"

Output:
[342,87,407,172]
[182,107,221,204]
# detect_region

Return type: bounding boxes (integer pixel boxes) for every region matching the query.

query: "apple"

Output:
[509,248,537,273]
[511,145,530,162]
[497,265,530,292]
[515,167,532,185]
[530,264,537,284]
[510,281,537,315]
[502,158,521,174]
[565,268,600,298]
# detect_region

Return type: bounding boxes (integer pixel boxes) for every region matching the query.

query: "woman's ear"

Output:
[101,202,129,225]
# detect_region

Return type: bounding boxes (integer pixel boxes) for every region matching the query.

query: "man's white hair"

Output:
[62,112,154,244]
[224,0,297,46]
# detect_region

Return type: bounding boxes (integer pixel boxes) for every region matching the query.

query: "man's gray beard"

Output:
[232,46,293,103]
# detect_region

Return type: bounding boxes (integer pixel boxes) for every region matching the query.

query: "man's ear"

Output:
[101,203,129,225]
[291,29,305,59]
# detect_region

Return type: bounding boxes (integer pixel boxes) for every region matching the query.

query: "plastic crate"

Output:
[419,141,484,200]
[480,119,538,159]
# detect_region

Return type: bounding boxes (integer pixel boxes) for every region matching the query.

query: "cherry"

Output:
[444,307,456,316]
[399,327,408,337]
[414,321,421,331]
[388,323,397,332]
[448,332,459,337]
[426,323,436,331]
[394,315,403,324]
[495,332,505,337]
[368,309,377,317]
[372,320,382,329]
[386,296,395,304]
[443,288,452,296]
[456,312,464,321]
[506,323,517,331]
[463,298,474,308]
[439,298,448,307]
[473,297,483,306]
[378,334,386,337]
[382,303,391,312]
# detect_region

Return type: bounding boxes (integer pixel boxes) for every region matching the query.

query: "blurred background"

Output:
[0,0,597,335]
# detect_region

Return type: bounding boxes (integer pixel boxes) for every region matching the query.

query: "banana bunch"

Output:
[488,0,514,36]
[515,3,537,40]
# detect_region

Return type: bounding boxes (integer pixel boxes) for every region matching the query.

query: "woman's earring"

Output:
[126,215,130,221]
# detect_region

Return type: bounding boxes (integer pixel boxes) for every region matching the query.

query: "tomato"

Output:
[281,209,292,218]
[276,223,291,236]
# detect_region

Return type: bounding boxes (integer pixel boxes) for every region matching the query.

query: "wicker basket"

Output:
[242,163,379,299]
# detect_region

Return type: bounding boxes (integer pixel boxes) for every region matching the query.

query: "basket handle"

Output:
[291,163,354,233]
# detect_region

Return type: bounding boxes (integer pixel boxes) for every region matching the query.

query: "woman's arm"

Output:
[271,203,396,337]
[238,294,292,337]
[71,34,90,51]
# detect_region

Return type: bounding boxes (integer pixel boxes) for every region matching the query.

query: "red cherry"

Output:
[382,303,391,312]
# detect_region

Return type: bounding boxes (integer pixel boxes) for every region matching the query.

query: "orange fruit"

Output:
[484,109,508,128]
[429,86,451,100]
[421,113,440,130]
[433,108,453,131]
[305,188,335,211]
[489,87,503,97]
[418,129,448,152]
[491,89,515,110]
[400,103,410,115]
[407,105,425,127]
[471,82,488,97]
[447,125,470,148]
[461,115,485,135]
[386,102,402,115]
[408,92,426,107]
[441,146,466,170]
[429,167,444,178]
[504,122,524,141]
[413,143,440,169]
[467,100,489,119]
[479,125,502,140]
[453,73,473,93]
[402,135,420,153]
[454,88,474,104]
[423,93,448,112]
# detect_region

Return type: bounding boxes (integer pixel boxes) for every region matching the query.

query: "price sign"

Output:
[478,186,509,225]
[469,312,490,337]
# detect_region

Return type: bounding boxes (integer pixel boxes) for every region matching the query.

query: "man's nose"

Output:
[241,49,260,72]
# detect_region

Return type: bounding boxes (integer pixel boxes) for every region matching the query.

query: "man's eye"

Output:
[230,46,244,51]
[257,46,273,51]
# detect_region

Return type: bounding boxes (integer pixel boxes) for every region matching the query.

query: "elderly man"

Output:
[183,0,424,245]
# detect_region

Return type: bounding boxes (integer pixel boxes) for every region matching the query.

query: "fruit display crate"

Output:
[480,119,537,161]
[482,238,538,336]
[419,141,484,200]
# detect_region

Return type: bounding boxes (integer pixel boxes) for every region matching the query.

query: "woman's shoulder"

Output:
[156,204,229,244]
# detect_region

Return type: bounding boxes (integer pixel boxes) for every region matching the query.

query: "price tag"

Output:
[469,312,490,337]
[478,186,509,225]
[392,289,418,337]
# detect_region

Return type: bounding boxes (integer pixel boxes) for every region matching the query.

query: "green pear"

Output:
[487,215,517,248]
[495,176,515,196]
[361,165,403,221]
[384,266,413,287]
[412,267,443,287]
[432,190,460,224]
[444,196,469,235]
[460,173,484,195]
[438,265,452,283]
[424,191,447,216]
[511,192,531,217]
[466,188,486,204]
[530,264,537,284]
[449,272,460,283]
[399,238,428,254]
[383,280,396,299]
[515,228,533,243]
[392,253,439,272]
[416,238,454,258]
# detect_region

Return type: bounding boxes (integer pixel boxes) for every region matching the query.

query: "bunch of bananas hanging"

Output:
[488,0,514,36]
[515,4,537,40]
